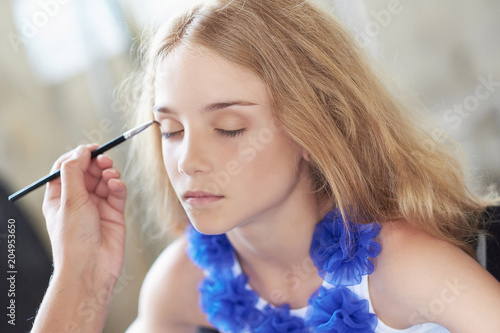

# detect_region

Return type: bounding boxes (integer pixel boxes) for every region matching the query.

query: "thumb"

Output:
[60,146,92,208]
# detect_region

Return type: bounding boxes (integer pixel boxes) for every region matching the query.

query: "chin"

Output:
[188,217,234,235]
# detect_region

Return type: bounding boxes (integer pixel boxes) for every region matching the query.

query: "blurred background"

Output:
[0,0,498,331]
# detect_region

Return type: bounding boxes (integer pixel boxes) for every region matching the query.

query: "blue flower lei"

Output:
[186,209,382,332]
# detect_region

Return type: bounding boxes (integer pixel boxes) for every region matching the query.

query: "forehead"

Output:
[154,46,270,107]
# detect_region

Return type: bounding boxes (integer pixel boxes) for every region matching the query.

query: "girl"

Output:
[32,0,500,332]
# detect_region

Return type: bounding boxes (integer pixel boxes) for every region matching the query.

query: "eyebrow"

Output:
[152,101,257,114]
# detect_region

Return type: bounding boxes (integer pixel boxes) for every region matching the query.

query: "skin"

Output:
[32,145,127,332]
[33,46,500,332]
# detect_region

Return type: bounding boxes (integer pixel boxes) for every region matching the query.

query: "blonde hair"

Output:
[123,0,494,255]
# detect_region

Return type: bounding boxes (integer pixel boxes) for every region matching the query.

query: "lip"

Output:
[183,191,224,206]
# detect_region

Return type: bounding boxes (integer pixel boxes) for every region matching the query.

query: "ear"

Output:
[301,150,312,162]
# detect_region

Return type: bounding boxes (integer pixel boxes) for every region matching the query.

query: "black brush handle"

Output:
[8,135,126,202]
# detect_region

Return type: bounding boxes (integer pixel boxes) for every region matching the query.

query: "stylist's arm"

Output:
[31,144,127,333]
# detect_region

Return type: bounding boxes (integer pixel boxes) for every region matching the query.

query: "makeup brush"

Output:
[8,120,159,202]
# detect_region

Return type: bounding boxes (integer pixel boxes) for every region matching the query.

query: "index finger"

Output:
[45,144,99,202]
[44,150,76,202]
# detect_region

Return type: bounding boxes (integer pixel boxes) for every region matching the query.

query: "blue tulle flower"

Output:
[186,225,234,272]
[185,208,381,332]
[199,274,259,332]
[254,305,310,333]
[310,210,381,286]
[306,287,378,332]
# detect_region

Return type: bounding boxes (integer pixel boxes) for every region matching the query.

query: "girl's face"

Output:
[154,46,313,234]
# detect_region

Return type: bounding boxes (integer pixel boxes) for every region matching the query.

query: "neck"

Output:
[225,185,332,308]
[226,186,331,275]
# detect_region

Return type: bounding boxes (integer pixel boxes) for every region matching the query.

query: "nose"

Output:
[177,130,213,175]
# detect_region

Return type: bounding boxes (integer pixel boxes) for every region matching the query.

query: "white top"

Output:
[227,255,451,333]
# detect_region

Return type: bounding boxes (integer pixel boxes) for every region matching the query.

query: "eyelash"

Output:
[161,128,246,140]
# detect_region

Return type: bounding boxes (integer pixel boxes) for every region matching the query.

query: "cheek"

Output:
[235,131,300,186]
[161,145,178,180]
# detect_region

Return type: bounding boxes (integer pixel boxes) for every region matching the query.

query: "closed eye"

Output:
[161,128,246,140]
[216,128,246,138]
[161,130,183,140]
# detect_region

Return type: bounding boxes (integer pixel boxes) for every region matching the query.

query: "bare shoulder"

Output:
[369,220,500,332]
[126,236,213,332]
